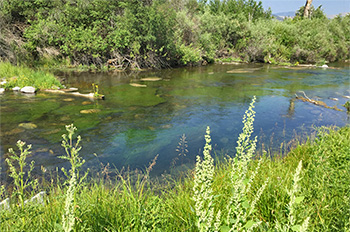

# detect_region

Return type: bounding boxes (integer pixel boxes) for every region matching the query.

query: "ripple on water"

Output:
[4,128,25,135]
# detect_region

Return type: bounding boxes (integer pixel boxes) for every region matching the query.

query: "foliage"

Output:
[10,0,349,68]
[5,140,38,208]
[91,83,101,98]
[275,160,309,232]
[240,14,350,64]
[59,124,89,232]
[193,126,220,231]
[0,61,62,89]
[294,4,327,20]
[223,96,269,231]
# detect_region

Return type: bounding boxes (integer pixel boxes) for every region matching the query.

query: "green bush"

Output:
[0,0,349,67]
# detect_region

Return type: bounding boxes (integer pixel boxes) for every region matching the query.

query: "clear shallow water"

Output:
[1,63,349,177]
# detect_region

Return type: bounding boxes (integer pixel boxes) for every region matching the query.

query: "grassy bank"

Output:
[0,100,349,231]
[0,62,63,90]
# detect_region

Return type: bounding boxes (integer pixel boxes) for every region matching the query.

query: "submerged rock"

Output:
[63,98,74,102]
[140,77,162,81]
[80,109,101,114]
[35,148,49,153]
[130,83,147,87]
[82,101,93,105]
[18,122,37,129]
[21,86,36,94]
[220,137,229,144]
[227,69,255,74]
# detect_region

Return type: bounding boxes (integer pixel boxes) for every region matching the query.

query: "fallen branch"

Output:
[42,89,105,100]
[295,91,342,111]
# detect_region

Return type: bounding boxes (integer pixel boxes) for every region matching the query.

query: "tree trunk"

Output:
[303,0,313,18]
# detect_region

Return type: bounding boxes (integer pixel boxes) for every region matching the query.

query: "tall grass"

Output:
[0,61,62,90]
[0,99,349,231]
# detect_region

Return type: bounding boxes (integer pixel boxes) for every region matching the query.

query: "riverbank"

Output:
[0,62,62,91]
[1,1,349,70]
[1,121,349,231]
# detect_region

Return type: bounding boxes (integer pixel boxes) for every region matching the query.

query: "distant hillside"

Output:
[273,11,296,17]
[328,12,349,19]
[273,11,349,20]
[272,11,295,21]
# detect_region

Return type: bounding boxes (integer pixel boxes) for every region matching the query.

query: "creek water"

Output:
[1,63,349,178]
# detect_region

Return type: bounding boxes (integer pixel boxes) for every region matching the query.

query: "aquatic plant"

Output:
[176,134,189,157]
[172,134,189,167]
[92,83,100,98]
[343,101,350,112]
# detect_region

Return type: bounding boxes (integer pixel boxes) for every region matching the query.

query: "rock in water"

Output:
[140,77,162,81]
[21,86,36,94]
[18,122,37,129]
[12,86,21,91]
[80,109,101,114]
[0,88,4,94]
[82,101,92,105]
[130,83,147,87]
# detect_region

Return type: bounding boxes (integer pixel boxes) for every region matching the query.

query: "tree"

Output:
[303,0,313,18]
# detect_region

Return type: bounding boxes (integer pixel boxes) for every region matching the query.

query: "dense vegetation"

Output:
[1,99,349,231]
[0,61,62,89]
[0,0,349,69]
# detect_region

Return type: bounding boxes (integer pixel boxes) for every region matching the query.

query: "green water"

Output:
[1,63,349,176]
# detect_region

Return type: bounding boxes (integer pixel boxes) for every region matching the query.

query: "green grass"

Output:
[0,124,349,231]
[0,62,63,90]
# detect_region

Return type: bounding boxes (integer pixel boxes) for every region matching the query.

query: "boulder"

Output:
[0,88,4,94]
[80,109,101,114]
[12,86,20,91]
[18,122,38,129]
[21,86,36,94]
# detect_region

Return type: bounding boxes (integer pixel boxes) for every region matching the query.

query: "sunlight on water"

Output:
[1,63,349,176]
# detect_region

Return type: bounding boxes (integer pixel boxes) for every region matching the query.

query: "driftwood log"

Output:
[295,91,341,111]
[43,89,105,100]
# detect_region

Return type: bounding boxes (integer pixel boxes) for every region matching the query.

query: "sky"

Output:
[259,0,350,16]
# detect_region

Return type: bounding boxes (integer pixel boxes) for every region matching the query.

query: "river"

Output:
[1,63,349,178]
